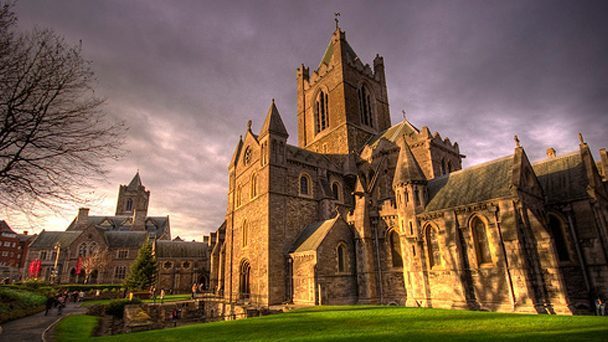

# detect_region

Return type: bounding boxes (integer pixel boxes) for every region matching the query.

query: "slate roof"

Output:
[0,220,15,234]
[533,151,588,204]
[105,231,148,248]
[155,240,207,258]
[67,215,169,238]
[291,215,340,253]
[425,155,514,212]
[29,231,81,249]
[365,119,419,149]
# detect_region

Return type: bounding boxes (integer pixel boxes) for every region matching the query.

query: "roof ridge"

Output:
[444,154,514,177]
[532,150,579,165]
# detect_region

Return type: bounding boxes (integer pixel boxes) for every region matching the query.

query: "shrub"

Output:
[0,286,47,323]
[105,298,142,319]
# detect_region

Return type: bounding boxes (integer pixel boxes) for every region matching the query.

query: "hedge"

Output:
[0,287,47,323]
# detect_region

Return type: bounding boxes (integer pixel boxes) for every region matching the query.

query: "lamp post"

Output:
[52,242,61,284]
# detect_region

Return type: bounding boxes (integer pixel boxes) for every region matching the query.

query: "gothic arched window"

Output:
[236,185,243,207]
[239,260,251,298]
[126,198,133,212]
[242,220,248,247]
[314,90,329,134]
[299,173,311,196]
[243,146,252,165]
[441,159,447,175]
[78,243,87,257]
[471,216,492,264]
[358,85,374,128]
[88,242,98,255]
[331,182,341,201]
[426,225,441,268]
[251,173,258,198]
[389,230,403,267]
[447,160,453,173]
[337,243,347,273]
[548,214,570,262]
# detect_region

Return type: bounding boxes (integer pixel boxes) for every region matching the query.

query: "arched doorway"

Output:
[69,268,77,283]
[88,270,98,284]
[239,260,251,300]
[198,274,209,291]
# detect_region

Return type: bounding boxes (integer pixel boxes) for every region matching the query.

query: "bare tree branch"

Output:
[0,2,127,216]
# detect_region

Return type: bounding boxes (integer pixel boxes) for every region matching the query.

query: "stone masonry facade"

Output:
[208,26,608,315]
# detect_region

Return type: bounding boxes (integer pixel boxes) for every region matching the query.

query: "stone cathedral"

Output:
[207,26,608,314]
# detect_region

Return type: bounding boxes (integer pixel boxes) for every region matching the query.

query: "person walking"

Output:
[44,296,55,316]
[160,288,165,304]
[56,295,65,315]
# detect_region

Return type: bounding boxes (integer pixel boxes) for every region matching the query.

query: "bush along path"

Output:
[0,302,86,342]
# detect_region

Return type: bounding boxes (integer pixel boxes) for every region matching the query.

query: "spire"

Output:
[260,99,288,138]
[393,138,425,187]
[127,171,142,189]
[318,24,359,69]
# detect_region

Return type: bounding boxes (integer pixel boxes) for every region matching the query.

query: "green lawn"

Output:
[55,305,608,342]
[80,294,192,307]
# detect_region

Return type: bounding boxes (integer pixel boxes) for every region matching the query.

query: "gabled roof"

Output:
[291,215,341,254]
[67,215,170,239]
[365,119,419,150]
[533,151,588,203]
[0,220,16,234]
[29,231,82,249]
[425,155,514,212]
[155,240,207,258]
[105,231,148,249]
[259,100,288,137]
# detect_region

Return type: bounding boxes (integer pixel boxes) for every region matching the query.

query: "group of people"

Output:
[44,290,84,316]
[148,286,166,303]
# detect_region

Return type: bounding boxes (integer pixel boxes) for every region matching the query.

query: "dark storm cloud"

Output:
[11,0,608,239]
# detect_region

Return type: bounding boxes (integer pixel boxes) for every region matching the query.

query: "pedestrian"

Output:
[595,297,603,316]
[149,285,157,304]
[602,299,607,316]
[56,295,65,315]
[191,283,197,299]
[160,288,165,303]
[78,290,85,303]
[44,296,55,316]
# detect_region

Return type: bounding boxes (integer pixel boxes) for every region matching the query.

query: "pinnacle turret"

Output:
[259,100,288,138]
[393,138,426,187]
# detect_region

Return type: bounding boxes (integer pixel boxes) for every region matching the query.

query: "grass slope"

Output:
[57,306,608,342]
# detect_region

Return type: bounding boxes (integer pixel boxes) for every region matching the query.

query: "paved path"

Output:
[0,303,86,342]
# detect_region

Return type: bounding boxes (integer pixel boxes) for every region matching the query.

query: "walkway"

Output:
[0,303,86,342]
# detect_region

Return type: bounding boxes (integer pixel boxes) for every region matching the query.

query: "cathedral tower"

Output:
[115,172,150,229]
[297,26,391,155]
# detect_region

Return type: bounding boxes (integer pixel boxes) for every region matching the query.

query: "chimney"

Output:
[77,208,90,224]
[203,236,209,245]
[546,147,557,158]
[132,209,146,230]
[23,231,28,235]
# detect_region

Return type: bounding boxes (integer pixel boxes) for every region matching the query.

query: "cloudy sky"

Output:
[7,0,608,240]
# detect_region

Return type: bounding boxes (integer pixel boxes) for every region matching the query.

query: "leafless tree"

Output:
[0,2,126,215]
[81,248,111,284]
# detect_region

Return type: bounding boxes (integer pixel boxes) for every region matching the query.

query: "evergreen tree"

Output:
[125,238,157,290]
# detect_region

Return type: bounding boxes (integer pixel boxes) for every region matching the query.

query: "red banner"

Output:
[75,256,82,275]
[29,259,41,278]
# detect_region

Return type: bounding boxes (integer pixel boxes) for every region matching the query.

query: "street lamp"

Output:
[51,242,61,284]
